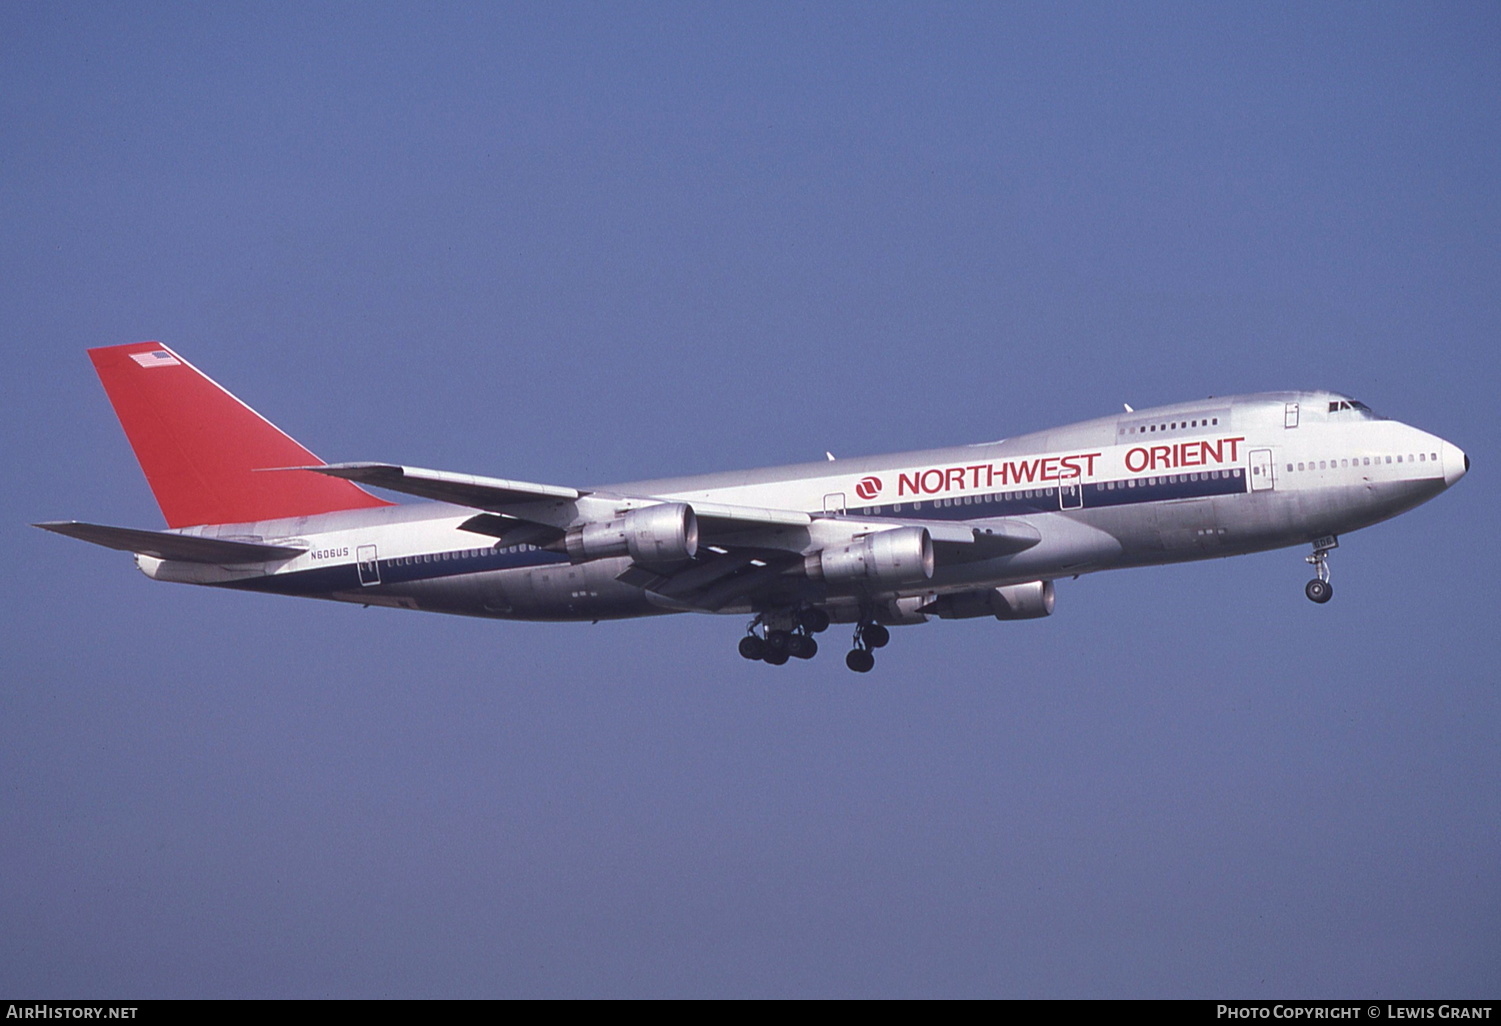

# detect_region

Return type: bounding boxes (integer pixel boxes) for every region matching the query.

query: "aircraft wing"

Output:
[299,462,814,533]
[302,459,1039,543]
[297,462,1040,608]
[304,462,582,509]
[34,521,307,563]
[612,517,1040,613]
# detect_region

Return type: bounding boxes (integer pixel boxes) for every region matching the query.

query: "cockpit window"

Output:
[1328,398,1380,419]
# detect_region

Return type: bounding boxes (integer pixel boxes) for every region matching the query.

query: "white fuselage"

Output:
[136,391,1466,624]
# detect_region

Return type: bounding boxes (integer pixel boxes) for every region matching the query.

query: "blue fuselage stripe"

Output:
[227,545,567,596]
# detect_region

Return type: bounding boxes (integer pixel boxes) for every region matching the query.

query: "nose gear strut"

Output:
[1304,535,1337,604]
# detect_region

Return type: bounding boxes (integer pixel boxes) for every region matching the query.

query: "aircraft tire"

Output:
[788,635,817,660]
[739,636,766,660]
[846,649,875,673]
[1305,579,1333,604]
[862,624,890,649]
[764,648,790,666]
[799,607,831,634]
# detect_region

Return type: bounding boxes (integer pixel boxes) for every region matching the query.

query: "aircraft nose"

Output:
[1442,440,1469,488]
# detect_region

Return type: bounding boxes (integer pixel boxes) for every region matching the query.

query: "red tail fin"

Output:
[89,342,393,528]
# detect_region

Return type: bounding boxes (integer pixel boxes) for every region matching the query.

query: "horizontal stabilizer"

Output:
[34,521,306,563]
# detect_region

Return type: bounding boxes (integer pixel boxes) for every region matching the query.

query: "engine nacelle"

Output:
[565,503,699,564]
[807,526,934,587]
[928,580,1056,620]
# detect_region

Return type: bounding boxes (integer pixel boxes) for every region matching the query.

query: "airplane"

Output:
[37,341,1469,672]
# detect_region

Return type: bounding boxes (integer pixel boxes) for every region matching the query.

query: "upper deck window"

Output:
[1119,408,1230,438]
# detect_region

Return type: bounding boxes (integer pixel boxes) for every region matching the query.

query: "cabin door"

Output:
[357,544,381,585]
[1249,449,1275,492]
[1058,470,1083,510]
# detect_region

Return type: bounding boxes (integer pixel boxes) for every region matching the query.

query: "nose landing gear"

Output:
[1304,535,1337,604]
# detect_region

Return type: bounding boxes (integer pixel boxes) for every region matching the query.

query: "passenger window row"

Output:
[391,543,539,566]
[1285,453,1438,472]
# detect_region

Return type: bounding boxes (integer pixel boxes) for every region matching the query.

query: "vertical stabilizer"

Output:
[88,342,393,528]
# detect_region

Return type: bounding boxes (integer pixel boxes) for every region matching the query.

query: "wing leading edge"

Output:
[298,462,816,532]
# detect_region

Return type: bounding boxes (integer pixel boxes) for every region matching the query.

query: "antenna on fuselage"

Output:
[1123,403,1134,413]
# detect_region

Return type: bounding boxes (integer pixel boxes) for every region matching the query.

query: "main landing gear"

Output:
[737,608,896,673]
[1304,536,1337,604]
[739,607,830,666]
[844,621,889,674]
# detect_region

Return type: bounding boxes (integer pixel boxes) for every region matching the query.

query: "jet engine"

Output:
[926,580,1055,620]
[565,502,699,564]
[806,526,934,587]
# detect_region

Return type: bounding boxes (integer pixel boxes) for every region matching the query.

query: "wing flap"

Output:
[455,513,565,547]
[621,549,805,612]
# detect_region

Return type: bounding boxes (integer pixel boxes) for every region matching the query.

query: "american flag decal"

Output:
[130,350,181,368]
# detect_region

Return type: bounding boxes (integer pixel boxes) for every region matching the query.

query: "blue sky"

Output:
[3,2,1497,997]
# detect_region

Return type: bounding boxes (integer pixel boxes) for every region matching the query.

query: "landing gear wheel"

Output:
[743,612,826,666]
[1303,538,1336,604]
[861,623,890,649]
[761,631,792,666]
[787,634,818,660]
[846,649,875,673]
[798,607,831,634]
